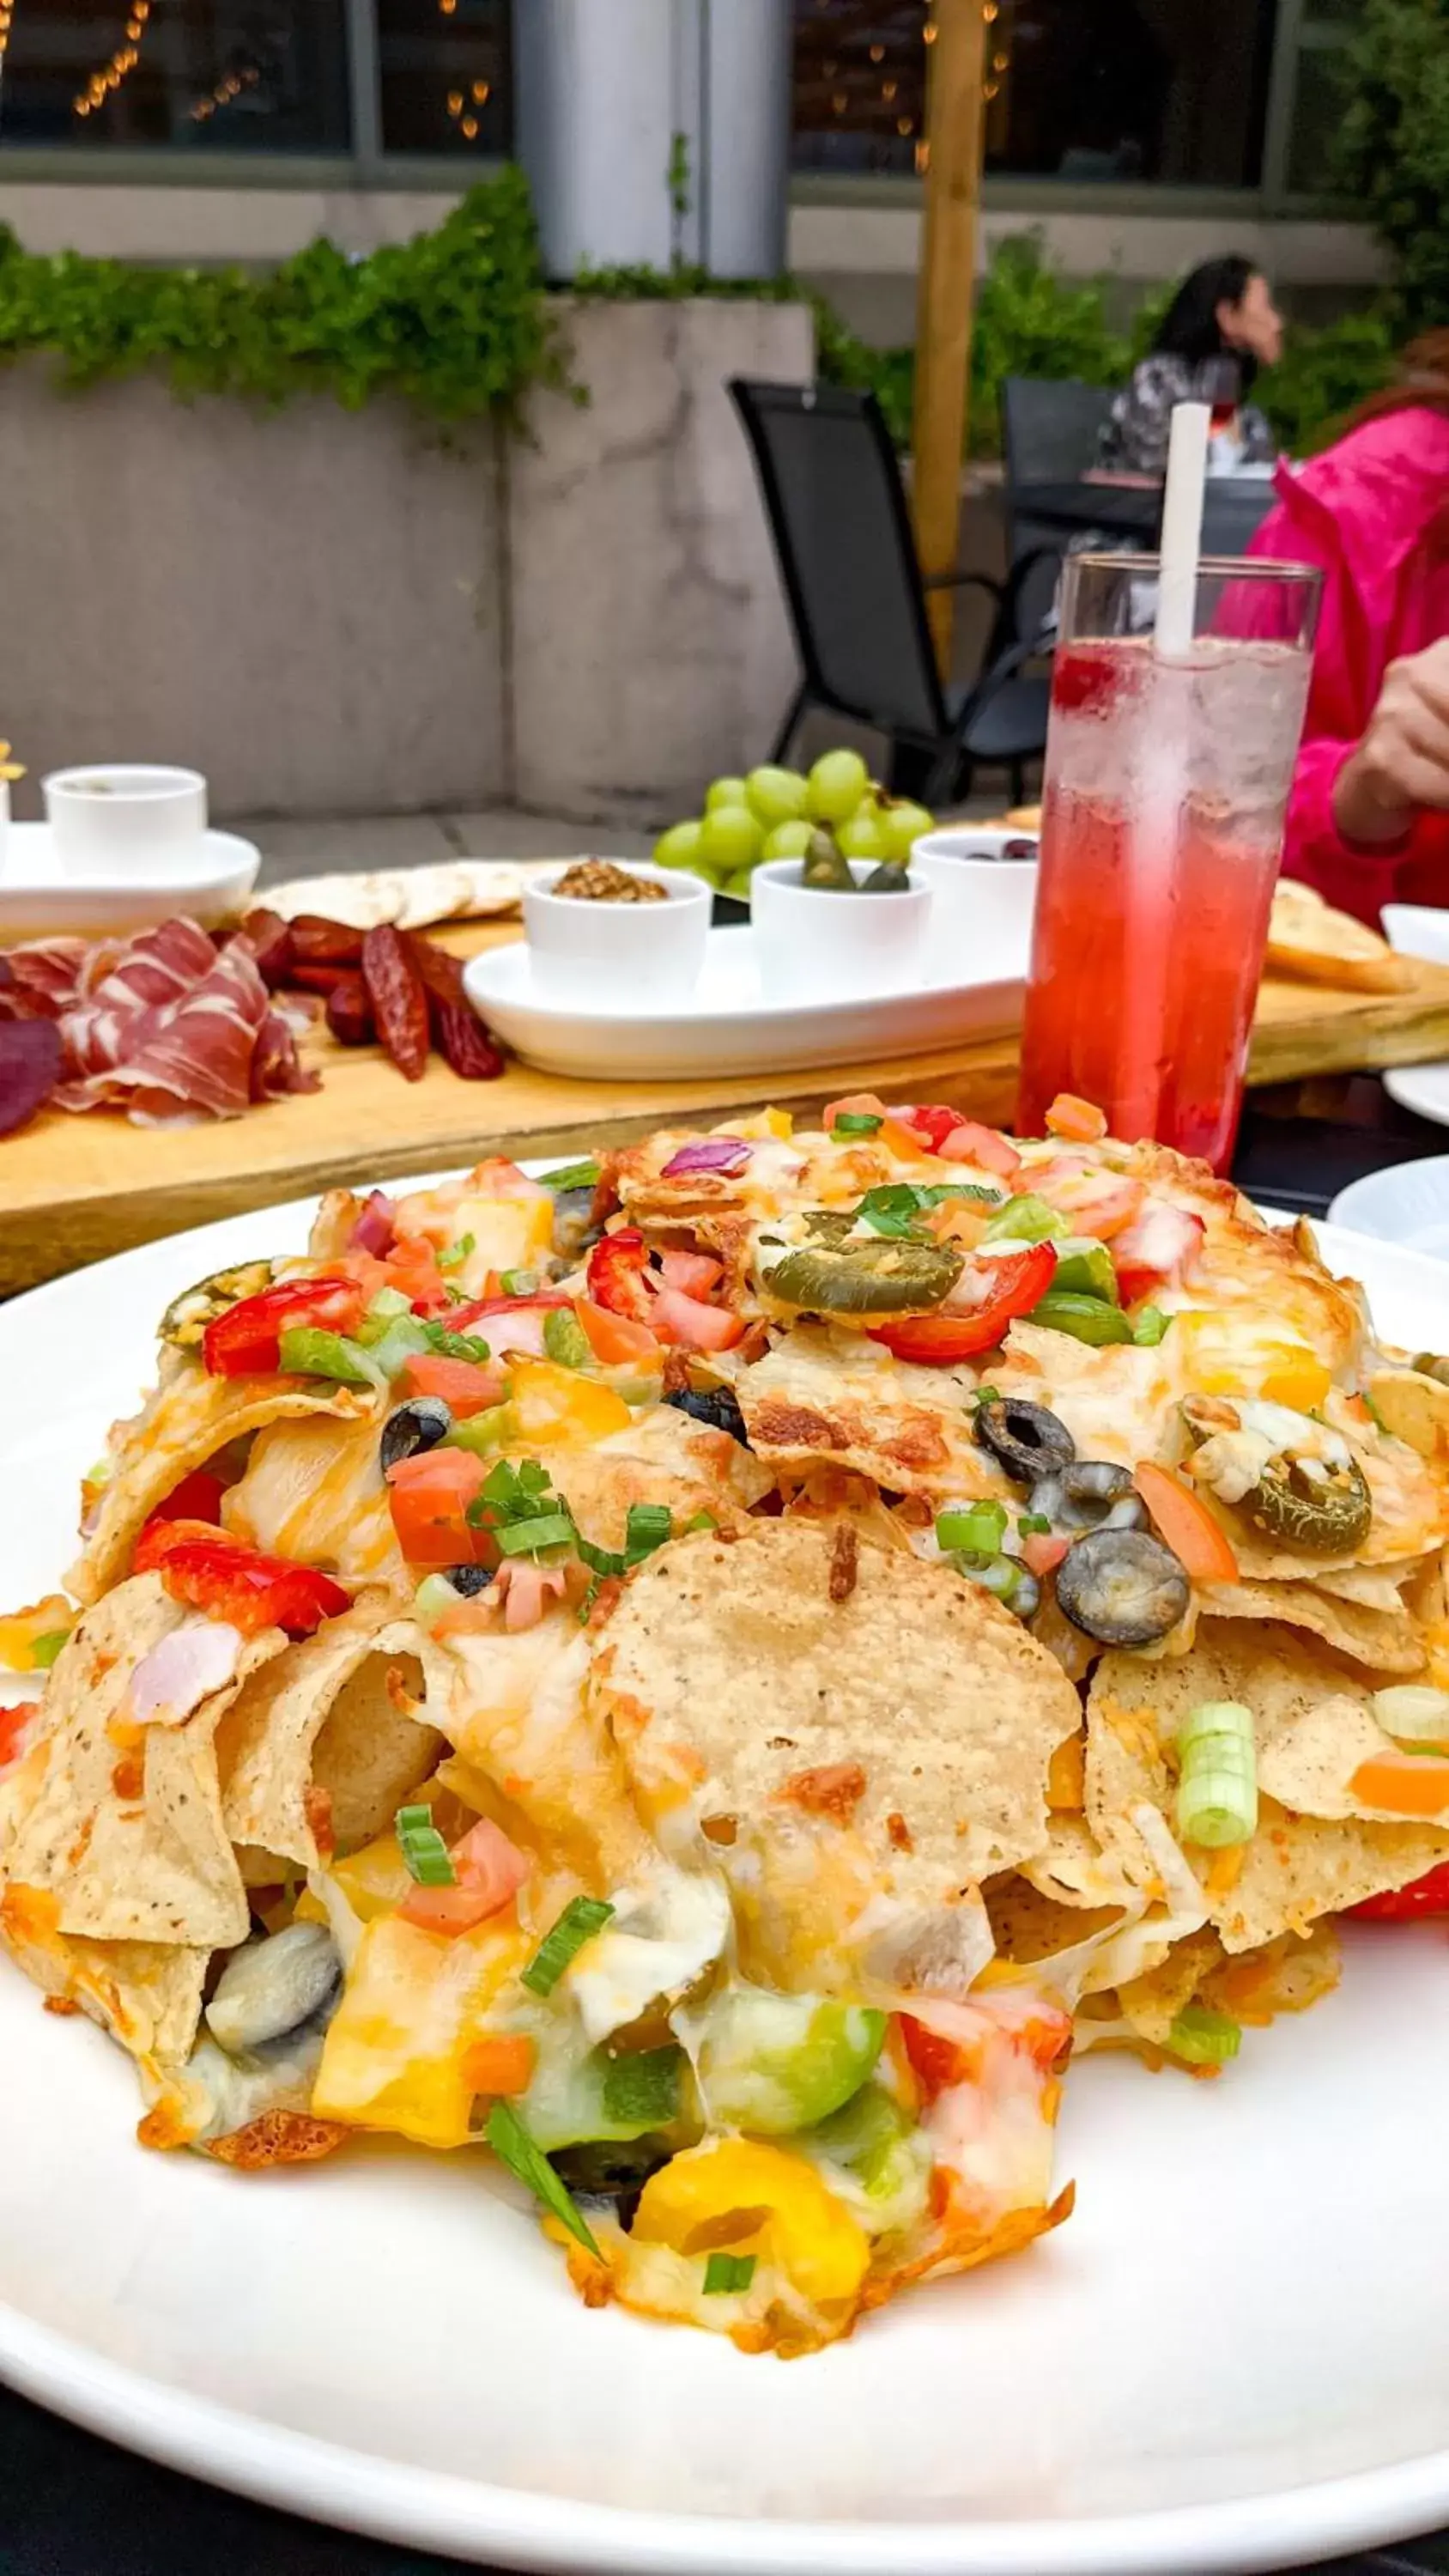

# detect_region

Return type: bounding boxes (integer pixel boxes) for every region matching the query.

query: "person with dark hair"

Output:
[1247,333,1449,921]
[1100,256,1283,475]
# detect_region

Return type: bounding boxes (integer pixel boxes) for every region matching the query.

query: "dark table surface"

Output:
[5,1072,1449,2576]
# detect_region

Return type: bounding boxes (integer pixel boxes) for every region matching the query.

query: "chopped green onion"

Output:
[484,1459,553,1514]
[422,1321,492,1364]
[1017,1511,1052,1537]
[366,1285,412,1321]
[1371,1685,1449,1743]
[601,2044,684,2127]
[1167,2005,1241,2066]
[544,1159,602,1192]
[831,1112,882,1135]
[936,1500,1007,1554]
[543,1308,591,1369]
[981,1193,1066,1246]
[855,1183,929,1239]
[1025,1291,1134,1347]
[415,1572,465,1627]
[684,1510,717,1534]
[703,2251,757,2295]
[277,1325,385,1388]
[1175,1700,1257,1849]
[521,1895,615,1997]
[625,1503,673,1560]
[454,1407,518,1469]
[394,1802,457,1886]
[577,1576,602,1625]
[972,1384,1002,1408]
[439,1233,476,1271]
[495,1513,576,1558]
[950,1551,1023,1604]
[487,2099,601,2258]
[365,1316,433,1376]
[1361,1387,1388,1432]
[575,1533,626,1578]
[500,1268,538,1297]
[1133,1305,1170,1346]
[30,1629,71,1670]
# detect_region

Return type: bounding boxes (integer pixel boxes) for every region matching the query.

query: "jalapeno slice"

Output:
[766,1237,964,1317]
[160,1261,281,1351]
[1246,1450,1373,1553]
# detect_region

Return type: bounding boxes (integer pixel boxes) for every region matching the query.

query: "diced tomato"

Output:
[585,1227,655,1323]
[385,1448,491,1569]
[133,1518,349,1636]
[575,1298,661,1365]
[202,1274,364,1377]
[1133,1462,1239,1583]
[869,1241,1056,1363]
[1350,1753,1449,1819]
[0,1704,33,1771]
[1112,1203,1205,1305]
[460,2033,537,2095]
[1044,1093,1108,1143]
[1349,1862,1449,1920]
[1022,1531,1070,1578]
[447,1291,573,1325]
[397,1353,507,1419]
[900,1103,962,1153]
[822,1091,888,1129]
[931,1116,1021,1179]
[494,1559,569,1631]
[900,2014,981,2099]
[649,1285,744,1352]
[658,1248,724,1297]
[1033,1165,1146,1242]
[381,1233,453,1318]
[146,1468,227,1529]
[397,1815,530,1936]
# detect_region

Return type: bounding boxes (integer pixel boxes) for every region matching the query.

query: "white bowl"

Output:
[912,823,1039,865]
[750,854,932,1002]
[521,860,710,1005]
[1383,902,1449,968]
[1328,1156,1449,1261]
[911,846,1040,952]
[43,764,208,878]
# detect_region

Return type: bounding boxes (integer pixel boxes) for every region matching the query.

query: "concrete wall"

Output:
[0,296,811,824]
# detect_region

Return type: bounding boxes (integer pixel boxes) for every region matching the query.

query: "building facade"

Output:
[0,0,1379,321]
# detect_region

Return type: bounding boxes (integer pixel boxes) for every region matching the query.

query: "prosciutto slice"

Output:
[1,914,318,1126]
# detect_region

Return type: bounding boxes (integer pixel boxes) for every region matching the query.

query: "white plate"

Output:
[464,927,1026,1078]
[1379,909,1449,1126]
[0,823,260,941]
[5,1201,1449,2576]
[1330,1156,1449,1257]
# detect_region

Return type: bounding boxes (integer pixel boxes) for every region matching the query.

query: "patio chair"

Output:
[728,377,1053,808]
[1000,374,1119,635]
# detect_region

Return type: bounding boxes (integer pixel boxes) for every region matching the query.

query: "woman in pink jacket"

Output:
[1249,335,1449,925]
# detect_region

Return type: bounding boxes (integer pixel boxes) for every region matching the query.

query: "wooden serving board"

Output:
[6,920,1449,1298]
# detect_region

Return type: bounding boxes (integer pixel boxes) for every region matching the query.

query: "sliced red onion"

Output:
[0,1019,62,1139]
[130,1620,243,1725]
[349,1188,397,1255]
[660,1138,752,1179]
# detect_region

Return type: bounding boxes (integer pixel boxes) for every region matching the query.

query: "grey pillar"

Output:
[514,0,792,281]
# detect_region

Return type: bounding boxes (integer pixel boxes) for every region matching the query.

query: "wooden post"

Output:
[912,0,989,677]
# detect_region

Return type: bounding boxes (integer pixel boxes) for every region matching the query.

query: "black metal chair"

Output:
[729,377,1053,809]
[999,374,1119,635]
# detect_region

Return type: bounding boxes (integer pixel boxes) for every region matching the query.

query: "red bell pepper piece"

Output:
[586,1226,655,1324]
[868,1241,1056,1363]
[202,1274,364,1378]
[133,1518,350,1637]
[1349,1862,1449,1920]
[144,1468,227,1529]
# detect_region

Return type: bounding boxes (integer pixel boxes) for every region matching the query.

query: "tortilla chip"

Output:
[70,1367,376,1604]
[731,1325,988,1498]
[1195,1583,1424,1674]
[1113,1930,1223,2044]
[1367,1368,1449,1467]
[1086,1631,1449,1949]
[985,1873,1125,1965]
[0,1902,208,2069]
[216,1598,445,1868]
[591,1520,1082,1990]
[1,1576,282,1947]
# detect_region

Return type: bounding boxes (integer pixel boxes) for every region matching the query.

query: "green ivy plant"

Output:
[1336,0,1449,337]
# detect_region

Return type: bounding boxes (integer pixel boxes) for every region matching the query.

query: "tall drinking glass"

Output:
[1016,553,1322,1172]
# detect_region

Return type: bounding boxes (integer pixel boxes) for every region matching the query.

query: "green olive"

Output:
[800,829,854,890]
[1245,1450,1373,1553]
[160,1260,280,1351]
[766,1236,963,1316]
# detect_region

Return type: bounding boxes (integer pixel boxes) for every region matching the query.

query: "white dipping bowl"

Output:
[1328,1157,1449,1259]
[911,843,1040,957]
[43,764,208,878]
[1383,903,1449,969]
[750,855,931,1002]
[522,860,711,1005]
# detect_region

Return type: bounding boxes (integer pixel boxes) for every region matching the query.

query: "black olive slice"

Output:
[1055,1528,1190,1646]
[975,1395,1076,1482]
[664,1385,751,1444]
[379,1395,454,1473]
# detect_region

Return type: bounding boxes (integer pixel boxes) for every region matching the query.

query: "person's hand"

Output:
[1334,638,1449,846]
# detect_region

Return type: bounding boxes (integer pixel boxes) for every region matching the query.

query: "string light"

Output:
[0,0,12,85]
[461,112,477,136]
[882,77,897,99]
[191,61,258,122]
[914,138,931,172]
[74,0,154,119]
[470,77,488,101]
[831,89,846,112]
[896,112,912,133]
[922,19,937,40]
[869,41,883,60]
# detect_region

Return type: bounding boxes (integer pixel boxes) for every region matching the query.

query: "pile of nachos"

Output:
[5,1088,1449,2357]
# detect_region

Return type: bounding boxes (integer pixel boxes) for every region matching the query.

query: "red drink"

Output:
[1016,562,1319,1172]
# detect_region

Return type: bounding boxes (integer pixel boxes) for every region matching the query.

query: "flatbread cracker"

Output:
[1267,878,1416,993]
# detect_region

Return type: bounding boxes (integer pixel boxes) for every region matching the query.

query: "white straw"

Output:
[1154,400,1210,657]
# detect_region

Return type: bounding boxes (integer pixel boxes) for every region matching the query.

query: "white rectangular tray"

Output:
[463,925,1027,1079]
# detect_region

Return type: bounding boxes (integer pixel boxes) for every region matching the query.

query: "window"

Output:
[792,0,1277,189]
[0,0,351,150]
[376,0,510,155]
